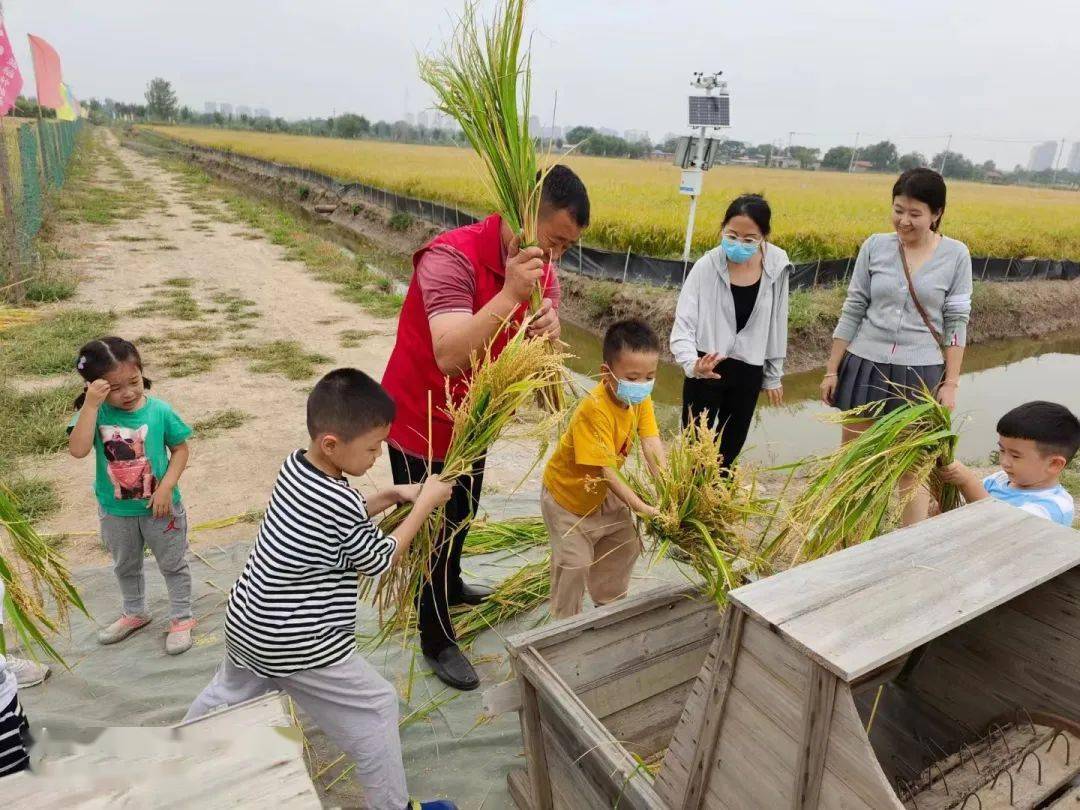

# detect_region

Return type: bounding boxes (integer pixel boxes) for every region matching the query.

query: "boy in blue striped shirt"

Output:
[939,401,1078,527]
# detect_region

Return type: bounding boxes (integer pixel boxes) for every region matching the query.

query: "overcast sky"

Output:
[5,0,1078,168]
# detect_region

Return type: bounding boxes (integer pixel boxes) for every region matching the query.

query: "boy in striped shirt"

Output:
[939,401,1078,527]
[186,369,456,810]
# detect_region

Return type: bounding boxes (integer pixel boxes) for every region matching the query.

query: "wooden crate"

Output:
[508,499,1080,809]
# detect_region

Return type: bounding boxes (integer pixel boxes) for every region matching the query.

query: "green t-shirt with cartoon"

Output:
[68,396,192,517]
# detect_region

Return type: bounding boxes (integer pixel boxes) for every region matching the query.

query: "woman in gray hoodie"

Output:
[670,194,791,468]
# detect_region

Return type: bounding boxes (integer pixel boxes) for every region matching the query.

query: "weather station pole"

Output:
[679,71,730,273]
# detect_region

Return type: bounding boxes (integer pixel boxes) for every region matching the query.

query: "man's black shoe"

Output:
[450,582,494,606]
[424,645,480,691]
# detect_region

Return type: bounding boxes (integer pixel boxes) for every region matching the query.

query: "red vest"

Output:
[383,214,536,460]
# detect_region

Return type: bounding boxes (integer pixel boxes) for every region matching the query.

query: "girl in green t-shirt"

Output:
[68,337,196,656]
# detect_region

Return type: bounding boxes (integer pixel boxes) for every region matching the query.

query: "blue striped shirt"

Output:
[982,471,1075,527]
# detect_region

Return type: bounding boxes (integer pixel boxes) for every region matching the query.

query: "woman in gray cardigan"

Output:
[820,168,972,524]
[671,195,791,468]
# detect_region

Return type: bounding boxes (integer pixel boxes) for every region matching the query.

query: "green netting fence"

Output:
[0,118,84,303]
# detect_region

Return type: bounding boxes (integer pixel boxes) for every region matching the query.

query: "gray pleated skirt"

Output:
[833,352,944,413]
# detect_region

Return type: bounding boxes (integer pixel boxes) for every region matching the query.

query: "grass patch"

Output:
[2,475,61,521]
[52,133,163,226]
[0,382,82,457]
[585,282,618,319]
[233,340,330,380]
[193,408,252,438]
[163,350,220,377]
[164,277,194,288]
[157,243,180,251]
[113,234,155,243]
[787,284,849,331]
[25,275,77,304]
[129,287,204,321]
[339,329,377,348]
[0,309,115,376]
[388,212,413,231]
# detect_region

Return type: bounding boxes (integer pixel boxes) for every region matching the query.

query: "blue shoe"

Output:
[411,801,459,810]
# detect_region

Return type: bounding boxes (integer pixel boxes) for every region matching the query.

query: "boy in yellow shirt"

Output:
[541,318,667,619]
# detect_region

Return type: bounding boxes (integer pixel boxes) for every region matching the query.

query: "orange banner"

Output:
[27,33,63,109]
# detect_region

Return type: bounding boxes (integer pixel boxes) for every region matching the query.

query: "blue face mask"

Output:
[721,237,760,264]
[615,377,655,406]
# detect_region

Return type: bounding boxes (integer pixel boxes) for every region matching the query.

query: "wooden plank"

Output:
[508,768,536,810]
[794,663,838,809]
[824,686,905,809]
[518,647,665,809]
[730,501,1080,681]
[603,680,698,759]
[541,725,612,810]
[505,581,704,654]
[725,622,898,809]
[519,675,555,810]
[673,607,745,810]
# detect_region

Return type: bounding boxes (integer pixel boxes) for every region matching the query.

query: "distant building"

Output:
[985,170,1005,184]
[254,107,271,119]
[528,115,541,135]
[405,113,415,126]
[850,160,874,173]
[540,124,563,141]
[624,129,649,144]
[237,105,252,117]
[204,101,218,114]
[417,111,432,129]
[1028,140,1057,172]
[729,156,763,167]
[219,102,233,117]
[767,154,801,169]
[1067,142,1080,174]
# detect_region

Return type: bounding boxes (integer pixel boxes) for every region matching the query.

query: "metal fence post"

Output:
[622,247,631,283]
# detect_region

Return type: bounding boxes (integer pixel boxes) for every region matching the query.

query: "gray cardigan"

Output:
[833,233,973,366]
[670,244,791,389]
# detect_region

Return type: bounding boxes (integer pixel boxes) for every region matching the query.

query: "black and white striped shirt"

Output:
[225,450,397,677]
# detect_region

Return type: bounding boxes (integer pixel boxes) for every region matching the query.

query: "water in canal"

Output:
[560,320,1080,466]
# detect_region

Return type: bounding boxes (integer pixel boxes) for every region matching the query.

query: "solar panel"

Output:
[688,95,730,127]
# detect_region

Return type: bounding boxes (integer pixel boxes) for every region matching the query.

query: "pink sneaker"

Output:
[166,618,197,656]
[97,614,151,645]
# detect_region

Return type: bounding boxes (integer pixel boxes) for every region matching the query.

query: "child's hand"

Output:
[416,477,454,511]
[635,503,660,518]
[149,488,173,519]
[936,460,965,485]
[84,379,111,407]
[394,483,422,504]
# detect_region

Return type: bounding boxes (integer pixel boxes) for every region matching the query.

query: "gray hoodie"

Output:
[670,243,792,389]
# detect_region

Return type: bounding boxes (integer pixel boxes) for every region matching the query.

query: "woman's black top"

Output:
[730,278,761,333]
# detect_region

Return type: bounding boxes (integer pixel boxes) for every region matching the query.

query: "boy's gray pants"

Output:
[99,503,192,620]
[185,655,408,810]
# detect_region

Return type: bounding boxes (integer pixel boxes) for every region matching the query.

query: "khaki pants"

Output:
[541,486,642,620]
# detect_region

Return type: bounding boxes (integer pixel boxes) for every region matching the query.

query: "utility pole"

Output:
[847,132,861,172]
[1052,137,1066,185]
[939,133,952,175]
[787,130,795,154]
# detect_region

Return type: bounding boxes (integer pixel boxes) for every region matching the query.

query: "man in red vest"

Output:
[382,166,590,690]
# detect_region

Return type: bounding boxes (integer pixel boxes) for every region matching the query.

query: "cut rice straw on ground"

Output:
[767,389,960,566]
[0,483,89,662]
[463,515,546,556]
[633,415,781,604]
[361,555,551,651]
[360,320,565,647]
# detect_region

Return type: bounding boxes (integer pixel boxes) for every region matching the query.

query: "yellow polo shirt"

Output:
[542,383,659,517]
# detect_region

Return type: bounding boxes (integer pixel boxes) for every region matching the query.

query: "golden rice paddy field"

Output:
[148,125,1080,261]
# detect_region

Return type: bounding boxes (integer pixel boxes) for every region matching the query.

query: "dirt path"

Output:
[38,131,543,565]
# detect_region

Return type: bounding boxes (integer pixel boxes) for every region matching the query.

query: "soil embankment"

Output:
[135,129,1080,376]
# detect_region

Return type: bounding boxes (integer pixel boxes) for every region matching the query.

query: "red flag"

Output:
[0,18,23,115]
[28,33,64,109]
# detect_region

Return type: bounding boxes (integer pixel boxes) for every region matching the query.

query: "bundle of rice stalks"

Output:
[463,515,546,556]
[451,556,550,646]
[770,390,959,565]
[635,416,781,604]
[360,321,565,644]
[418,0,565,411]
[0,483,89,662]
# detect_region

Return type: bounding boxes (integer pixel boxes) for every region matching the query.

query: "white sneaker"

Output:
[7,657,50,688]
